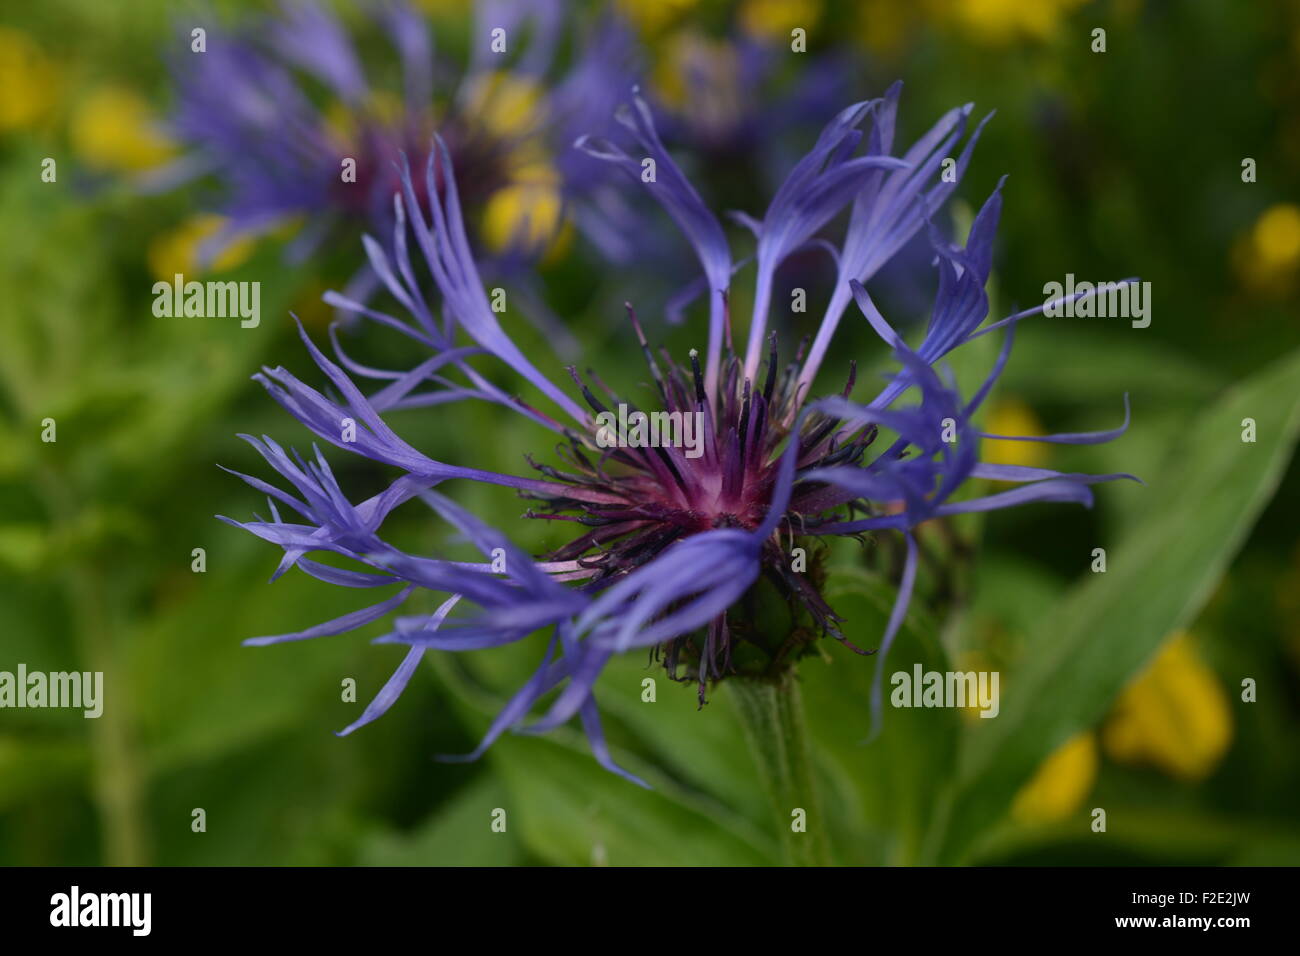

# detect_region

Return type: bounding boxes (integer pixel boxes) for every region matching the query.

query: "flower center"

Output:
[330,115,512,222]
[525,310,874,588]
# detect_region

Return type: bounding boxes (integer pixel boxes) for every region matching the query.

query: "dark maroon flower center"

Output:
[520,309,879,696]
[329,115,512,223]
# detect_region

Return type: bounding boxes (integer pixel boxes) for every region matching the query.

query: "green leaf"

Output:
[128,537,386,771]
[1000,328,1224,404]
[924,347,1300,863]
[490,730,777,866]
[0,735,88,810]
[359,775,525,867]
[434,656,778,866]
[587,653,772,827]
[970,806,1300,866]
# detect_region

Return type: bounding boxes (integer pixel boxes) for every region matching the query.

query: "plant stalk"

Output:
[726,672,831,866]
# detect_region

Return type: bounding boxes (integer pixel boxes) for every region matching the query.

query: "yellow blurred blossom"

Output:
[70,86,176,172]
[147,215,255,282]
[455,71,570,256]
[322,99,359,145]
[1011,732,1098,823]
[981,397,1049,469]
[0,28,61,132]
[1102,632,1232,781]
[948,0,1089,45]
[739,0,822,42]
[362,90,407,130]
[324,90,409,146]
[956,650,997,724]
[1236,203,1300,293]
[482,180,568,257]
[462,72,543,141]
[1250,203,1300,271]
[652,32,743,135]
[854,0,928,60]
[616,0,703,36]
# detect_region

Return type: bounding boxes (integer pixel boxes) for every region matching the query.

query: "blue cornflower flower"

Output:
[223,86,1134,784]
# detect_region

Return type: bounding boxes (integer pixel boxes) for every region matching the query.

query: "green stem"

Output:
[726,672,831,866]
[41,467,149,866]
[68,562,149,866]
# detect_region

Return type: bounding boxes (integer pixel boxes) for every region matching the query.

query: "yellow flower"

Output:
[1236,203,1300,292]
[366,90,408,129]
[0,28,61,132]
[651,32,742,133]
[853,0,928,60]
[461,72,543,141]
[323,90,410,147]
[948,0,1089,45]
[147,215,255,282]
[482,179,567,257]
[981,397,1049,469]
[739,0,822,42]
[616,0,703,36]
[1254,204,1300,270]
[70,86,176,172]
[1102,632,1232,781]
[955,650,995,724]
[1011,732,1098,823]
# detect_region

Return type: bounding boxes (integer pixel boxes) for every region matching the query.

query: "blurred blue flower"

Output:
[223,85,1134,782]
[152,0,635,294]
